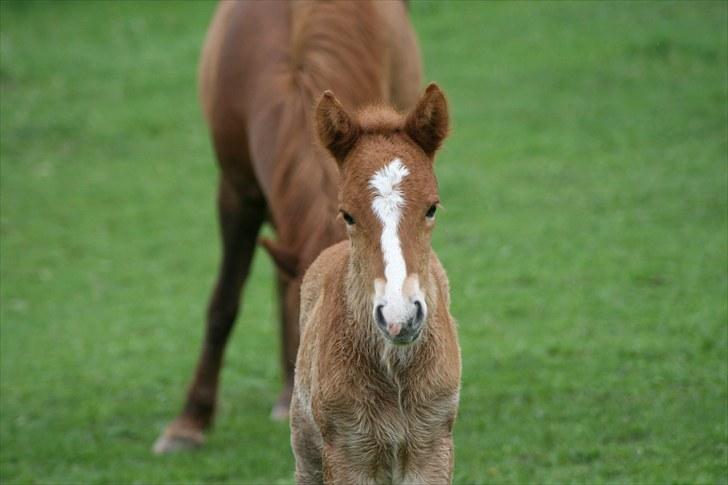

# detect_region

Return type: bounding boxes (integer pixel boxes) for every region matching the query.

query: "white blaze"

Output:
[369,158,410,325]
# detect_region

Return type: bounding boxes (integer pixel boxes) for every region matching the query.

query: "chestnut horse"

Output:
[291,84,461,484]
[153,1,422,453]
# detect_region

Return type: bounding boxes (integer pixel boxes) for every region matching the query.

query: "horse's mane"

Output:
[269,1,389,270]
[290,1,385,107]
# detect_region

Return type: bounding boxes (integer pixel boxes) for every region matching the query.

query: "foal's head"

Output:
[316,84,449,345]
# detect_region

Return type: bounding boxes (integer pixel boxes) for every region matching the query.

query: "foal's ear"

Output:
[316,91,360,165]
[405,83,449,158]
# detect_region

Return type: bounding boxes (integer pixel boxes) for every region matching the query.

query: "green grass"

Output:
[1,1,726,483]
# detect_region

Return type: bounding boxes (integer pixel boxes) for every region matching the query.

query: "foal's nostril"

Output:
[375,304,386,328]
[404,301,425,330]
[414,300,424,323]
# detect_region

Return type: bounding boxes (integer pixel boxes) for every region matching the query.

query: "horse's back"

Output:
[199,1,291,124]
[198,0,421,178]
[376,0,423,110]
[199,0,418,118]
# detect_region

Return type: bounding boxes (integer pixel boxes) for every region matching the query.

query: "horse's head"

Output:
[315,84,449,345]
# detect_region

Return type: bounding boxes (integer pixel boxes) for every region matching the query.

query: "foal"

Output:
[291,84,461,484]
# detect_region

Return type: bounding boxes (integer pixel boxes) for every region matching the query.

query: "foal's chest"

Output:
[331,387,455,479]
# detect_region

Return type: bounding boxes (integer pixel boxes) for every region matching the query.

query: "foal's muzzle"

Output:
[374,299,425,345]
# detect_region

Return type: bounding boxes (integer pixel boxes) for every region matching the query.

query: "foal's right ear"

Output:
[316,91,360,165]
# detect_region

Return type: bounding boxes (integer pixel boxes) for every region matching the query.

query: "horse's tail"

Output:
[259,237,299,279]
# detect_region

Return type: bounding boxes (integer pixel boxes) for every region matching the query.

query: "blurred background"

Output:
[1,1,726,483]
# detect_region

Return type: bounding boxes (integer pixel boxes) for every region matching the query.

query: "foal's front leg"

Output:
[322,442,382,485]
[402,434,454,485]
[290,399,324,485]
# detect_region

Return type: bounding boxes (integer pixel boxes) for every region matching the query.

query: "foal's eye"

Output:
[341,210,355,225]
[425,205,437,219]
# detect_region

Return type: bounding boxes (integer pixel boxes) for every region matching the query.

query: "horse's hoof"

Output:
[270,385,292,421]
[152,420,205,454]
[270,401,289,421]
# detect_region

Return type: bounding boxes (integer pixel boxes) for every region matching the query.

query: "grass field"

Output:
[1,1,726,483]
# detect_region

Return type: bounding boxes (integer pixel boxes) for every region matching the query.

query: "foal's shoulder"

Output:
[300,241,350,330]
[302,241,350,294]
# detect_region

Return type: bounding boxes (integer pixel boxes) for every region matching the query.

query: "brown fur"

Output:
[291,85,461,484]
[154,0,422,453]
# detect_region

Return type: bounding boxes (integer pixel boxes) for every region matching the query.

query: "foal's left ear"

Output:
[405,83,449,158]
[316,91,360,166]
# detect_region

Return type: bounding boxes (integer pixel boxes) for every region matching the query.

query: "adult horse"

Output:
[154,0,422,453]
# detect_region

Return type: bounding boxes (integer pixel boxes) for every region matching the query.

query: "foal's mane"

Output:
[356,107,407,135]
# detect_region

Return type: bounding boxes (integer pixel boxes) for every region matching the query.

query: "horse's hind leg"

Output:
[270,274,301,420]
[153,174,265,454]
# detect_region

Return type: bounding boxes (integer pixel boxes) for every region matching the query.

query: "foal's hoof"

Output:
[152,419,205,454]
